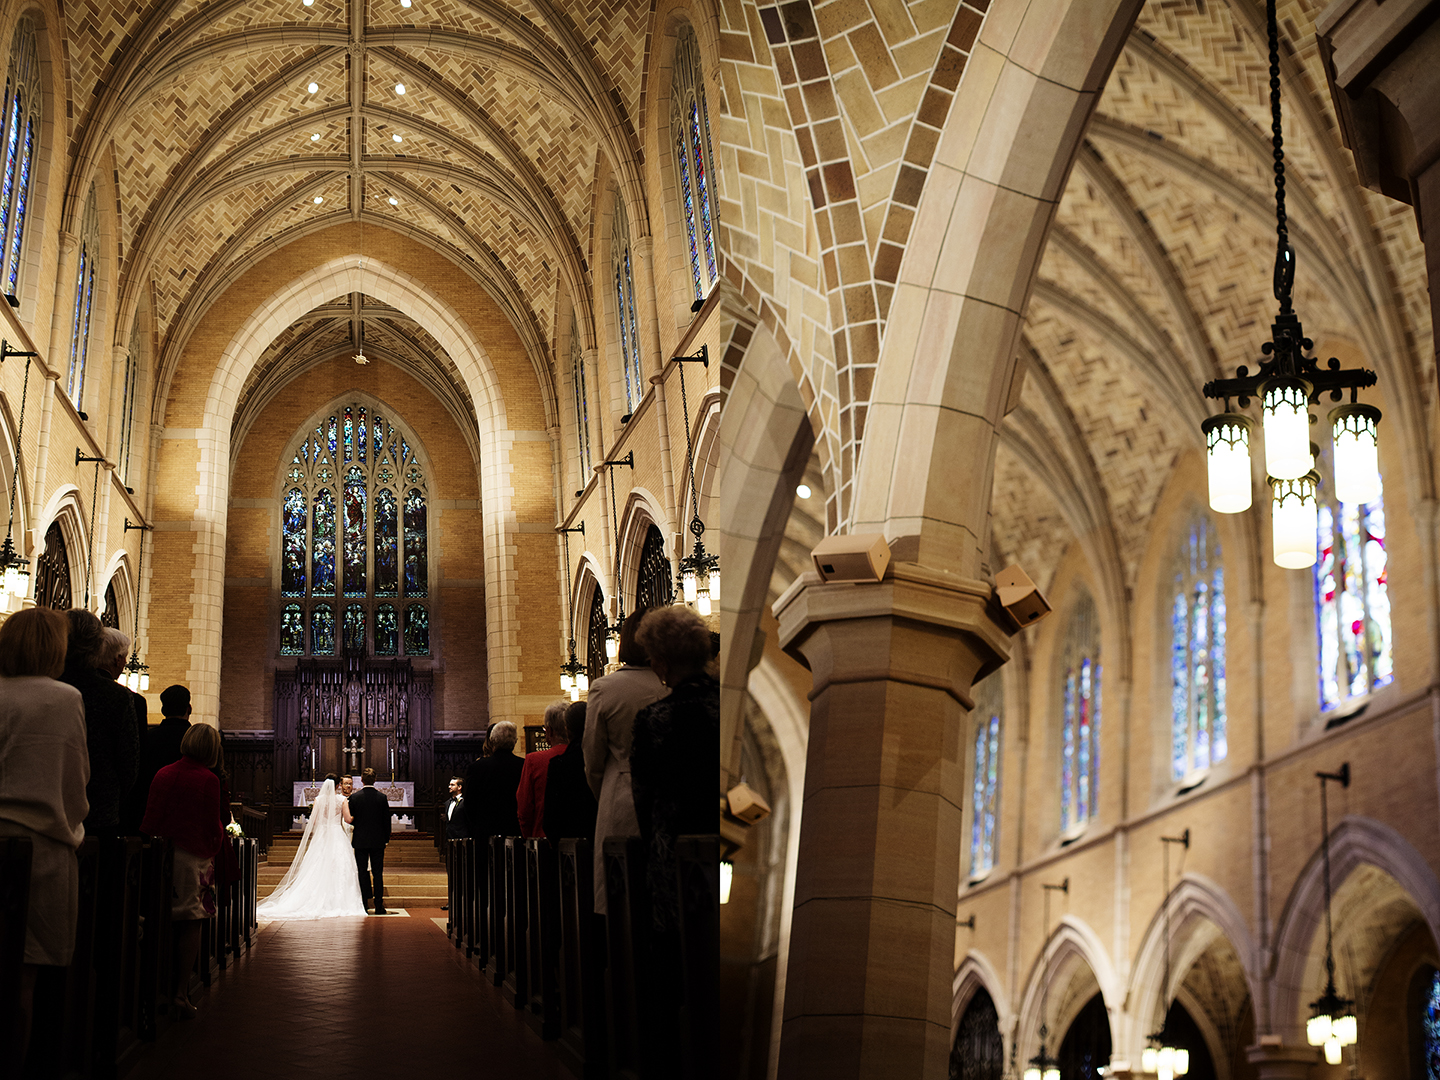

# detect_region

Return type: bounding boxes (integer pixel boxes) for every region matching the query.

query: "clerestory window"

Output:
[0,18,40,301]
[67,186,99,412]
[1059,589,1101,833]
[612,196,644,412]
[969,674,1002,878]
[1170,515,1226,780]
[671,23,720,301]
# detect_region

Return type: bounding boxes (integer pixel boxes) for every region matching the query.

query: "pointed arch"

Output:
[1016,916,1119,1065]
[953,950,1011,1042]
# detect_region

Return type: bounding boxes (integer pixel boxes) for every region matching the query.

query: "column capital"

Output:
[1245,1042,1320,1080]
[774,562,1012,709]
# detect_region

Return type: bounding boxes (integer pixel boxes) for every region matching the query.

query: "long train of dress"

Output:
[257,779,368,920]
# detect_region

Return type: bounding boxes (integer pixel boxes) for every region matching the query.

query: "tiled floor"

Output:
[125,909,574,1079]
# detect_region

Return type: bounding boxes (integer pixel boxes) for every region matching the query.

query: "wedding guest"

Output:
[340,775,354,798]
[583,608,666,915]
[61,609,139,837]
[444,777,468,841]
[104,629,152,834]
[516,701,569,838]
[543,700,598,842]
[464,721,524,841]
[0,608,88,1073]
[142,723,226,1019]
[150,685,193,771]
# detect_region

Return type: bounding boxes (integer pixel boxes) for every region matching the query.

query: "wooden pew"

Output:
[523,838,560,1039]
[137,840,173,1042]
[557,838,607,1079]
[503,837,529,1008]
[485,835,506,985]
[602,836,649,1080]
[0,837,33,1067]
[674,836,720,1080]
[91,837,144,1079]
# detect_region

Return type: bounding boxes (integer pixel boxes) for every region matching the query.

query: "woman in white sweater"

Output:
[0,607,90,1073]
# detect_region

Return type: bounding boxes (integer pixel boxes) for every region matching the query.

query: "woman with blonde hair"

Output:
[0,607,89,1072]
[142,722,227,1018]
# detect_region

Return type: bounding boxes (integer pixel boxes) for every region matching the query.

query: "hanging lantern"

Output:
[1261,379,1313,481]
[1202,414,1253,513]
[1270,472,1318,569]
[719,860,733,905]
[1330,404,1381,506]
[605,629,619,661]
[682,566,698,603]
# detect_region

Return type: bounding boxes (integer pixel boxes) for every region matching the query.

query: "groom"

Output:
[349,768,392,915]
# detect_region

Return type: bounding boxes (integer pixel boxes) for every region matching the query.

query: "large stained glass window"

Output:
[612,196,645,412]
[671,23,720,301]
[277,403,430,656]
[571,327,592,480]
[969,674,1002,878]
[67,186,99,412]
[0,19,39,301]
[1315,448,1392,711]
[118,323,142,484]
[1059,589,1101,833]
[1171,516,1226,780]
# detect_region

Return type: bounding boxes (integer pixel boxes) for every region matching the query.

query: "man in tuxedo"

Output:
[349,768,393,915]
[444,777,468,840]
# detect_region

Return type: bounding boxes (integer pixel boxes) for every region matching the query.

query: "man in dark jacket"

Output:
[543,701,598,842]
[349,768,393,915]
[463,721,525,842]
[61,609,139,836]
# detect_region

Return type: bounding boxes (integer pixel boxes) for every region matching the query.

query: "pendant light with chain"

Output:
[1142,830,1192,1080]
[557,523,587,700]
[672,345,719,615]
[601,451,634,660]
[0,341,37,610]
[1024,878,1069,1080]
[121,517,153,691]
[1307,764,1357,1062]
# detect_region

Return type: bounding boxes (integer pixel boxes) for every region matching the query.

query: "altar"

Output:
[292,779,417,830]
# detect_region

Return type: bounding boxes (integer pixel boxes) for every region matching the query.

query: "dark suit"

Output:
[462,752,525,842]
[542,741,598,841]
[348,785,393,912]
[444,795,469,840]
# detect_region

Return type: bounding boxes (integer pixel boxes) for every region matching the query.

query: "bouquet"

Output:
[225,821,244,838]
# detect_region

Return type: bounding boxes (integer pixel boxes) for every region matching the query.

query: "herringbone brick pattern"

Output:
[990,442,1071,595]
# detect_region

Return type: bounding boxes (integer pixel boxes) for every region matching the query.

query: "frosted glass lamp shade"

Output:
[1042,1068,1059,1080]
[605,632,618,660]
[1306,1013,1331,1046]
[1262,379,1313,481]
[140,671,149,691]
[719,860,733,904]
[1330,404,1381,506]
[1271,473,1319,569]
[697,591,712,617]
[1142,1048,1158,1073]
[708,568,721,603]
[1331,1013,1356,1046]
[1024,1068,1040,1080]
[1202,414,1254,513]
[568,684,580,702]
[1174,1050,1189,1075]
[682,567,698,602]
[560,671,572,692]
[2,562,23,598]
[577,672,589,694]
[1324,1039,1341,1066]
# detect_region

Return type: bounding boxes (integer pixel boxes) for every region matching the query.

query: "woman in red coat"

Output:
[142,722,226,1019]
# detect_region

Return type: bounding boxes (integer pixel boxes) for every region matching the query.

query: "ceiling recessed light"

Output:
[313,195,324,204]
[392,133,403,143]
[307,81,319,94]
[310,132,321,141]
[796,484,812,499]
[388,196,398,205]
[394,83,406,95]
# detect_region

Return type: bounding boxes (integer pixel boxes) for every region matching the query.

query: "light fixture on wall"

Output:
[75,447,107,609]
[1142,829,1192,1080]
[673,344,719,616]
[557,523,587,701]
[1024,877,1069,1080]
[602,452,634,660]
[0,342,37,611]
[1307,763,1357,1064]
[1200,0,1380,570]
[122,517,153,691]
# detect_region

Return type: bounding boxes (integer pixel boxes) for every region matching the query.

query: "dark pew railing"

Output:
[0,837,34,1066]
[446,829,720,1080]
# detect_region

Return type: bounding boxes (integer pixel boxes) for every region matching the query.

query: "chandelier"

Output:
[121,517,154,691]
[1307,764,1357,1063]
[1024,877,1069,1080]
[673,345,719,616]
[1142,830,1192,1080]
[1201,0,1380,570]
[557,523,588,701]
[0,341,37,612]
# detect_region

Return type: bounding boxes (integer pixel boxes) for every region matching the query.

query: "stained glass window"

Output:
[1315,448,1392,711]
[118,323,141,484]
[1171,516,1226,780]
[671,24,721,301]
[277,403,429,656]
[571,328,592,481]
[68,186,99,411]
[1060,590,1101,833]
[612,197,646,412]
[1424,970,1440,1079]
[0,20,38,300]
[969,675,1002,878]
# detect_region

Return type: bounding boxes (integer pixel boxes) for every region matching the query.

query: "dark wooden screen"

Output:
[634,524,672,612]
[101,581,120,627]
[34,521,71,609]
[1058,993,1111,1080]
[950,988,1003,1080]
[586,586,607,682]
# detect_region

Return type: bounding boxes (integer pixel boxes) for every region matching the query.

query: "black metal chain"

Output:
[1267,0,1293,313]
[132,525,145,643]
[561,528,575,651]
[3,356,31,540]
[1320,774,1336,986]
[84,460,101,606]
[677,361,705,539]
[607,462,624,622]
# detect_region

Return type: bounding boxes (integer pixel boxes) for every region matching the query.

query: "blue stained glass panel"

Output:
[676,128,703,298]
[343,467,366,596]
[373,415,384,460]
[327,416,337,458]
[624,251,642,405]
[1077,658,1092,821]
[970,713,1000,876]
[281,488,306,596]
[1171,586,1188,780]
[311,488,336,595]
[0,91,18,240]
[1425,971,1440,1080]
[1061,670,1076,830]
[76,262,95,409]
[615,267,635,408]
[344,407,354,462]
[68,247,86,397]
[403,488,427,596]
[375,604,398,655]
[690,99,717,283]
[1339,501,1368,697]
[374,488,398,596]
[9,114,31,291]
[343,604,365,652]
[1191,580,1210,770]
[281,605,305,655]
[311,604,335,655]
[403,604,429,655]
[1363,497,1393,689]
[1316,504,1340,709]
[1211,563,1227,764]
[357,408,367,463]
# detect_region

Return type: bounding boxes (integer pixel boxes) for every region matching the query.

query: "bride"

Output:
[257,778,368,919]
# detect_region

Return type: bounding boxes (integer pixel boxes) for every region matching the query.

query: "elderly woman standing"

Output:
[142,723,227,1018]
[0,608,89,1072]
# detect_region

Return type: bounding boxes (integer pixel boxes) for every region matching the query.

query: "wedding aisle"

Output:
[123,911,573,1079]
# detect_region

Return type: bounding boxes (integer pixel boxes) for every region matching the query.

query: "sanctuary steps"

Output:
[259,831,447,908]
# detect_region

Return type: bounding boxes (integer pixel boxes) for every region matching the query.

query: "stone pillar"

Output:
[1246,1043,1319,1080]
[774,565,1011,1080]
[1317,1,1440,393]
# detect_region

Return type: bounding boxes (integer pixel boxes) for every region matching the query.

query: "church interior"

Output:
[0,0,1437,1076]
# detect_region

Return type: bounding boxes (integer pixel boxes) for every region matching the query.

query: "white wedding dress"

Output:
[257,780,368,920]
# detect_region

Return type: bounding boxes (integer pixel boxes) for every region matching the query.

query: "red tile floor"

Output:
[124,909,575,1079]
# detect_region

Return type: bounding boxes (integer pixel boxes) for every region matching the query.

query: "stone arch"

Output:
[100,549,136,641]
[575,560,609,674]
[1271,815,1440,1045]
[1016,916,1120,1063]
[677,387,721,531]
[181,253,520,725]
[953,949,1011,1044]
[850,0,1145,577]
[616,488,673,611]
[33,484,85,608]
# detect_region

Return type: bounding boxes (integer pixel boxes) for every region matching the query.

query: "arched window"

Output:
[671,23,720,301]
[1059,589,1100,832]
[101,580,119,628]
[612,196,645,412]
[0,18,39,300]
[118,322,141,484]
[67,185,99,412]
[635,523,674,611]
[279,404,429,658]
[570,325,591,478]
[948,988,1003,1080]
[34,520,70,609]
[1170,515,1226,781]
[1315,449,1392,711]
[585,585,607,682]
[969,674,1001,878]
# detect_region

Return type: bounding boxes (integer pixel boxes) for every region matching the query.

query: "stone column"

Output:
[1245,1043,1318,1080]
[775,564,1011,1080]
[1317,2,1440,393]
